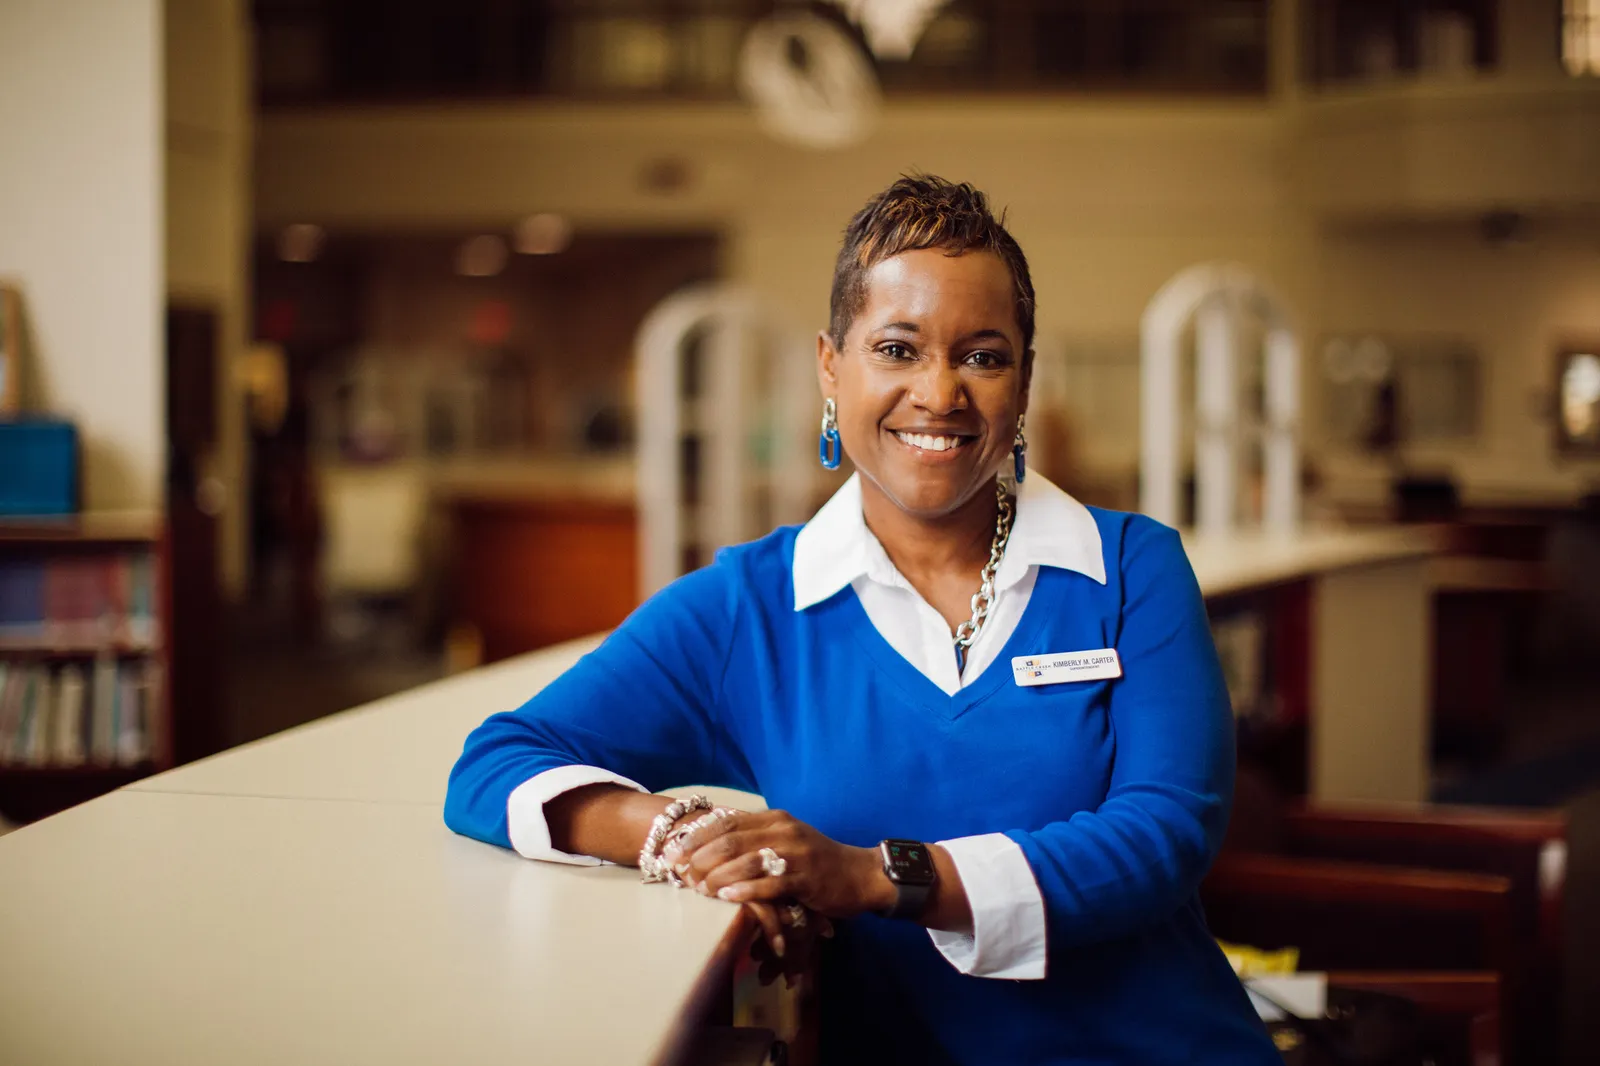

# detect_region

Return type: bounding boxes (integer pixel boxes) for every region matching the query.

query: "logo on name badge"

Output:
[1011,649,1123,687]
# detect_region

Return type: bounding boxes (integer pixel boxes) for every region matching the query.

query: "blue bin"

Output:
[0,418,79,516]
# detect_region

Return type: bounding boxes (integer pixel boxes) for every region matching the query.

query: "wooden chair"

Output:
[1205,766,1567,1065]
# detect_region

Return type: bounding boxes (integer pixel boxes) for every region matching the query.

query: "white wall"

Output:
[255,100,1305,485]
[0,0,164,511]
[255,88,1600,505]
[1313,219,1600,500]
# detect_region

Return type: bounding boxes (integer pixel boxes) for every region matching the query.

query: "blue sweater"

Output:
[445,509,1279,1065]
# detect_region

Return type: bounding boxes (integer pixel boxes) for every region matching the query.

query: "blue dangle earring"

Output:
[1012,413,1028,483]
[818,397,842,470]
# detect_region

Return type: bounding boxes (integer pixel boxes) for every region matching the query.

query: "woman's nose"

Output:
[908,360,966,414]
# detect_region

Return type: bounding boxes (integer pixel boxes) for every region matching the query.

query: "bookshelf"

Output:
[0,511,169,823]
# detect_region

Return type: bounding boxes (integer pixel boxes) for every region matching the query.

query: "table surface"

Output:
[0,790,746,1066]
[0,524,1438,1064]
[1182,524,1438,599]
[2,634,760,1066]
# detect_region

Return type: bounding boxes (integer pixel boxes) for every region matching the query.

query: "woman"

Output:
[446,175,1280,1064]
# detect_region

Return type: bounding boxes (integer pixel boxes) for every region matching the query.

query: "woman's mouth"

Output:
[892,430,975,455]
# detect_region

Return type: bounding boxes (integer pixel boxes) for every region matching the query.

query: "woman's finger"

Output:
[698,848,780,898]
[681,829,775,885]
[716,874,794,905]
[661,809,747,867]
[743,901,786,960]
[758,954,784,986]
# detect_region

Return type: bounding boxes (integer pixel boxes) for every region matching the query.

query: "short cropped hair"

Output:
[828,174,1036,353]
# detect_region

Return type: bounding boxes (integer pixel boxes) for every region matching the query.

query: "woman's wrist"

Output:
[546,785,701,866]
[849,842,973,933]
[852,844,898,915]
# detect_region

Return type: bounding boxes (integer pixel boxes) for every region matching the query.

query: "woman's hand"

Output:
[742,900,832,986]
[661,809,895,919]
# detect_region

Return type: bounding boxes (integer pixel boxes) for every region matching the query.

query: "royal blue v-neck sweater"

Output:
[445,508,1280,1065]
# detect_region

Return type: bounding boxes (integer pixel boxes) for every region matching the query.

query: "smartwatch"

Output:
[878,839,937,921]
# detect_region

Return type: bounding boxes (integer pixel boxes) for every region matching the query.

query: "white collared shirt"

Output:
[506,472,1106,981]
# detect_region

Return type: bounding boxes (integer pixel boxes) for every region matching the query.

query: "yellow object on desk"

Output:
[1216,939,1299,978]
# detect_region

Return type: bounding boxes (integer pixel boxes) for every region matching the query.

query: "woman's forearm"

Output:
[544,783,686,865]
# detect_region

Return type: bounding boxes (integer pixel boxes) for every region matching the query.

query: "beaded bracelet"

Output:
[638,794,712,883]
[662,808,736,886]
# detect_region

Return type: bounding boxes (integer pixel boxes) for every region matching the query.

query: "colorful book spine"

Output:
[8,668,39,763]
[0,561,46,636]
[23,670,55,766]
[0,549,157,648]
[51,664,87,766]
[126,552,156,648]
[115,665,143,766]
[0,545,162,770]
[0,663,18,762]
[0,659,151,769]
[89,655,118,765]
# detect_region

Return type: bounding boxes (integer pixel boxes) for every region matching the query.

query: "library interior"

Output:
[1,1,1599,1064]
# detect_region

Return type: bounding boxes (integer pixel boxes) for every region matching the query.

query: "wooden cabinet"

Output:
[449,497,638,664]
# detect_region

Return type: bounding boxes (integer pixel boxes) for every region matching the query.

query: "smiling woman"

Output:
[445,175,1282,1065]
[818,178,1035,634]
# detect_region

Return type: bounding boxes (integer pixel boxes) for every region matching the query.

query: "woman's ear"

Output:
[816,330,840,394]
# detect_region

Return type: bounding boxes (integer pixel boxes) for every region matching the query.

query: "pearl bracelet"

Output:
[662,808,737,886]
[639,798,738,885]
[638,794,712,883]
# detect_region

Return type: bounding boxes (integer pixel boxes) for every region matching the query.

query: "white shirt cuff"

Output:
[506,765,649,864]
[926,833,1048,980]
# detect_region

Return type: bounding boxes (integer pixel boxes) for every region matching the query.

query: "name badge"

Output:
[1012,649,1122,687]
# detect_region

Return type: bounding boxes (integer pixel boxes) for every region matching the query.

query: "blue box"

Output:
[0,418,79,516]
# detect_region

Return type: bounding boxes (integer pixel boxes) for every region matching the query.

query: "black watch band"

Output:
[884,879,934,921]
[879,839,937,921]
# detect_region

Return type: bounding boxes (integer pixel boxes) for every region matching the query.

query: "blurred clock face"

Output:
[738,13,880,150]
[830,0,950,60]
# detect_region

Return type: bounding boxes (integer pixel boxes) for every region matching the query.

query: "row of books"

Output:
[0,658,162,768]
[0,551,159,649]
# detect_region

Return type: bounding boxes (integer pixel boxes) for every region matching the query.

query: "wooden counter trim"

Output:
[651,903,758,1066]
[1325,971,1500,1013]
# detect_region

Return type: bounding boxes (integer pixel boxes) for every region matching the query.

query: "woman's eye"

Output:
[967,350,1004,368]
[879,343,914,361]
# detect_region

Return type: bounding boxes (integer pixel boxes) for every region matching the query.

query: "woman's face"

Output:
[818,247,1030,520]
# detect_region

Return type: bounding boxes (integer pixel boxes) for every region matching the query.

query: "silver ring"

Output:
[784,904,807,928]
[758,847,787,877]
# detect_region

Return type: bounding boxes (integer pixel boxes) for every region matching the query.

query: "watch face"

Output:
[881,839,936,885]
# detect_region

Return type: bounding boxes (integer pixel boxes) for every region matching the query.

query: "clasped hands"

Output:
[660,809,895,984]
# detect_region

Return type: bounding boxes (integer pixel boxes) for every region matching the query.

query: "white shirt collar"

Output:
[792,472,1107,611]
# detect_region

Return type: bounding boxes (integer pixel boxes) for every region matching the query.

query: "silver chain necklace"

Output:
[952,480,1016,672]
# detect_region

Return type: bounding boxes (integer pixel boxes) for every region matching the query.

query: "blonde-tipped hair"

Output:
[828,174,1035,351]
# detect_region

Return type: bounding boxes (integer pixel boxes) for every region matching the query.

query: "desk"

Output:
[1186,527,1440,804]
[0,790,748,1066]
[3,636,763,1066]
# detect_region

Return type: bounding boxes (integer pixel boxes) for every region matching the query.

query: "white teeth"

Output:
[896,431,964,453]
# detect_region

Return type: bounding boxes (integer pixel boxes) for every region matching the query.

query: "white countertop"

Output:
[0,790,744,1066]
[0,634,761,1066]
[1183,524,1440,599]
